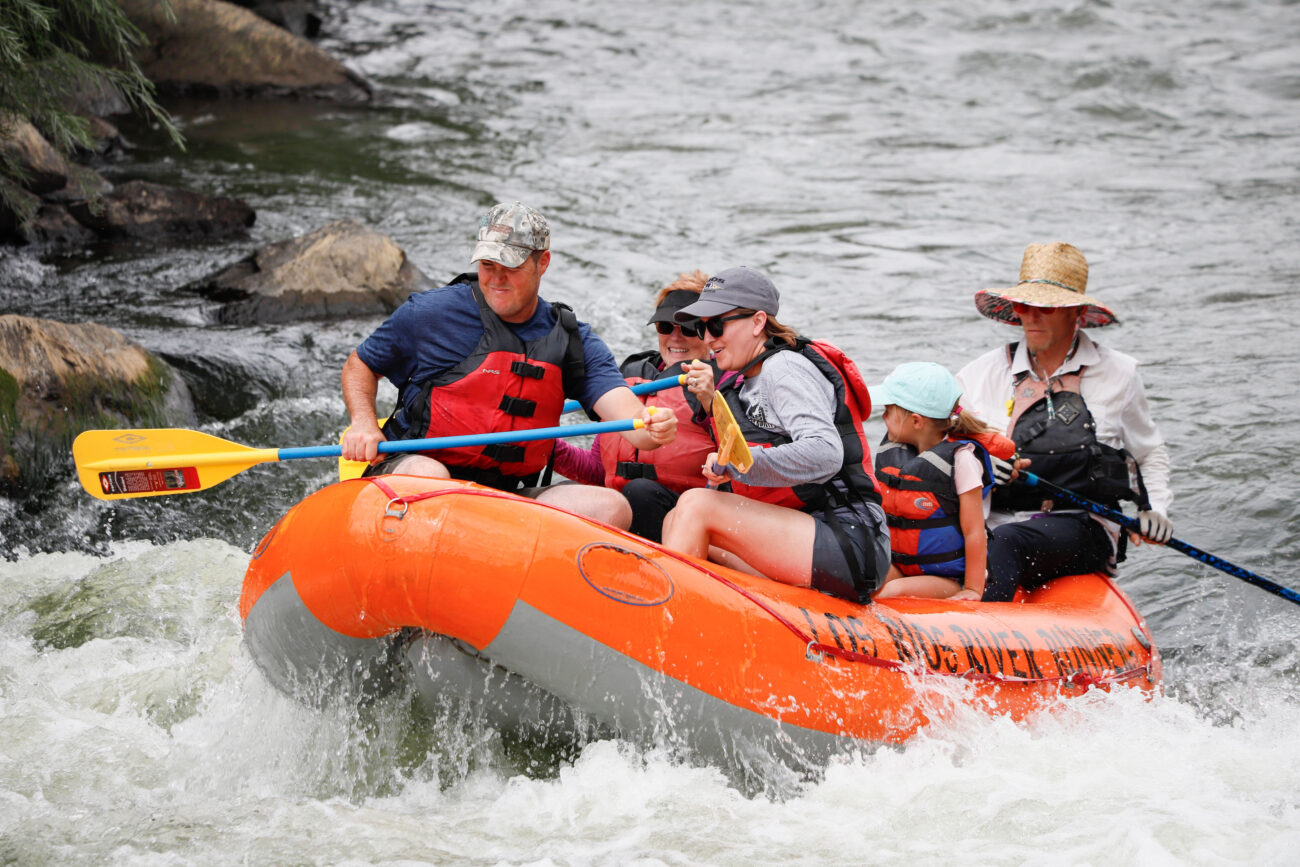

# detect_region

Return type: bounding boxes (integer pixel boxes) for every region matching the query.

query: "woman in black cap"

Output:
[551,271,721,540]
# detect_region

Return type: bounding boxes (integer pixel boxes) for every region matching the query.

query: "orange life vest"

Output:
[597,352,718,493]
[875,432,1015,577]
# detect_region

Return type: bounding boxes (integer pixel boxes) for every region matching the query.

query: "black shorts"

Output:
[360,453,423,477]
[809,502,890,604]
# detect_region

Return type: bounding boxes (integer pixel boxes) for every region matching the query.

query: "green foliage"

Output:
[0,0,183,226]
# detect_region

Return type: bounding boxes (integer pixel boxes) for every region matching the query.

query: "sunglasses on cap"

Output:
[654,321,705,338]
[699,311,755,338]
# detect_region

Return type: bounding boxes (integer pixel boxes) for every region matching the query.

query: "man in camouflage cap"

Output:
[471,201,551,268]
[341,202,678,527]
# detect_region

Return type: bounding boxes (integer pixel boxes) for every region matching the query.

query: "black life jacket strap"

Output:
[615,461,658,481]
[498,395,538,417]
[552,301,589,417]
[808,477,879,604]
[886,513,960,531]
[481,443,526,464]
[538,443,557,488]
[891,547,966,567]
[511,360,546,380]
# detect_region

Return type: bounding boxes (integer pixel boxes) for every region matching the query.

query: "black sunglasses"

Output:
[654,320,705,338]
[700,311,754,338]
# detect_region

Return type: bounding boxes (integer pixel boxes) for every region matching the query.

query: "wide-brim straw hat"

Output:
[974,242,1118,328]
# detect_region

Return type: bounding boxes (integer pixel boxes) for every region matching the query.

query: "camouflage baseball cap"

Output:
[470,202,550,269]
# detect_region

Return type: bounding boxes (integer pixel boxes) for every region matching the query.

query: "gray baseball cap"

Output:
[470,202,550,268]
[674,267,780,321]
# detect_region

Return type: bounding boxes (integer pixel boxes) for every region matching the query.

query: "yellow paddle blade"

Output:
[711,392,754,473]
[335,418,384,486]
[72,429,279,500]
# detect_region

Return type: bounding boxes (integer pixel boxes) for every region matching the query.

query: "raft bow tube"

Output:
[241,476,1161,763]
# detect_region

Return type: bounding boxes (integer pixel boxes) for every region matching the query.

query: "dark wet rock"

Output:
[77,117,129,160]
[0,314,195,493]
[231,0,325,38]
[22,204,101,248]
[2,122,246,249]
[60,71,133,122]
[188,218,432,324]
[66,180,255,242]
[0,188,41,242]
[120,0,371,101]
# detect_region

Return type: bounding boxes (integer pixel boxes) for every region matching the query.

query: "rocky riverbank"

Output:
[0,0,424,494]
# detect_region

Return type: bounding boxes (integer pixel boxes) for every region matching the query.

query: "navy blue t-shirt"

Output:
[356,281,626,430]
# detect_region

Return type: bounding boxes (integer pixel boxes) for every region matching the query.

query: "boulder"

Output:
[189,218,432,324]
[0,315,195,492]
[0,117,72,195]
[120,0,371,100]
[21,203,101,248]
[67,179,255,242]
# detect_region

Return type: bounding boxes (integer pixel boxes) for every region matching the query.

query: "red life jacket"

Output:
[714,338,881,512]
[383,284,586,488]
[597,351,718,493]
[875,432,1015,577]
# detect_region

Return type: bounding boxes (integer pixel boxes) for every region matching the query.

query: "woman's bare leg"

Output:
[662,488,817,587]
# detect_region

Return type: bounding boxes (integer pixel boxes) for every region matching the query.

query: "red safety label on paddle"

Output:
[98,467,200,495]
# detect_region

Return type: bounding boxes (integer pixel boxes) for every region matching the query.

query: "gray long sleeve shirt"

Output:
[727,350,843,487]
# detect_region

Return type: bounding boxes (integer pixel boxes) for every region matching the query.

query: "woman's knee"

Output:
[670,487,714,524]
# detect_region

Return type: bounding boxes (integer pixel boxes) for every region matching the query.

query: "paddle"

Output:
[561,374,684,414]
[710,392,754,474]
[336,375,689,481]
[1020,471,1300,607]
[73,417,649,501]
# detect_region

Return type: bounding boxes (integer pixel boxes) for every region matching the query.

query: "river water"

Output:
[2,0,1300,863]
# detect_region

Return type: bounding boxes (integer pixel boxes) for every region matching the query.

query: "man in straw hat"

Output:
[341,201,678,527]
[956,242,1173,602]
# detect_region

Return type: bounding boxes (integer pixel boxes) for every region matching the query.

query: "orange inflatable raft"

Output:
[241,475,1161,763]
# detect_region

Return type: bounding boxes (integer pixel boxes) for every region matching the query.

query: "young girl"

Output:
[869,362,1015,601]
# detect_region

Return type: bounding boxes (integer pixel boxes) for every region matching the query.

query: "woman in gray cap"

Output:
[661,267,891,605]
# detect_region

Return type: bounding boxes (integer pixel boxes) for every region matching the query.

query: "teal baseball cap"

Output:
[868,361,963,420]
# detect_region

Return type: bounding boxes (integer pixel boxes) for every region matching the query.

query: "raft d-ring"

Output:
[805,641,826,664]
[384,498,410,520]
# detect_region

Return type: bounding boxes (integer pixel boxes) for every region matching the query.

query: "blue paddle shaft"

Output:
[1021,471,1300,606]
[277,417,641,462]
[560,374,683,414]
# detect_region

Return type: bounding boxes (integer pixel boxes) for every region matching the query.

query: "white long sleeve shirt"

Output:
[956,331,1173,521]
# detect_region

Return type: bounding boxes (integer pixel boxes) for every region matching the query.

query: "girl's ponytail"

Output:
[943,407,992,437]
